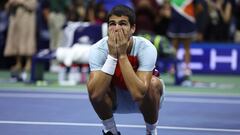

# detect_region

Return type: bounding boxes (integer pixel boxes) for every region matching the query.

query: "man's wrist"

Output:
[101,55,118,75]
[118,54,128,60]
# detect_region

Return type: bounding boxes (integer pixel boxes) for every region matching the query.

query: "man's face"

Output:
[108,15,135,38]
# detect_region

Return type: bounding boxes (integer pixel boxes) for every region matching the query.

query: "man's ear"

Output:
[131,24,136,34]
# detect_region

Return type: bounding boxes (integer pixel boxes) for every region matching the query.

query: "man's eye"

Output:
[109,23,115,26]
[119,23,127,26]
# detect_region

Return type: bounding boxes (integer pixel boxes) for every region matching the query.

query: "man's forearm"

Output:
[118,55,148,101]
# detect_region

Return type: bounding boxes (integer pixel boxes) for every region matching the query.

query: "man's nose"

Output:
[115,24,122,30]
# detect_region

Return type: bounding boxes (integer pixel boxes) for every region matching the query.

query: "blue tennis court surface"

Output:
[0,89,240,135]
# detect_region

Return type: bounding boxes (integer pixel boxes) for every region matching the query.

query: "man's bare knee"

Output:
[87,85,108,102]
[88,89,102,102]
[88,86,115,105]
[150,77,163,96]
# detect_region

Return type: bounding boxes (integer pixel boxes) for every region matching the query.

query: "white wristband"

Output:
[101,55,117,75]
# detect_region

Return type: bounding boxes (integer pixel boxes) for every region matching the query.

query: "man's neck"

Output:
[127,37,133,54]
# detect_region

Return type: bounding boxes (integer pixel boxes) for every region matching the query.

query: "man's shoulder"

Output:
[91,37,108,49]
[133,36,155,50]
[89,37,108,58]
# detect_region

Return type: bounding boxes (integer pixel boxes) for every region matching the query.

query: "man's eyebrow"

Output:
[108,20,115,23]
[119,20,128,23]
[109,20,128,23]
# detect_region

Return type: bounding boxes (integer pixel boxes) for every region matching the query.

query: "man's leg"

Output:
[138,76,164,135]
[89,87,114,120]
[88,87,119,135]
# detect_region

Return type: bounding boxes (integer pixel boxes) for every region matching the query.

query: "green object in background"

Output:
[139,33,175,58]
[171,0,185,7]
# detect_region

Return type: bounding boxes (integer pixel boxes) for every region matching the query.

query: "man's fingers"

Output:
[115,30,120,45]
[115,29,126,46]
[109,28,116,45]
[122,28,128,38]
[108,27,113,36]
[119,29,125,42]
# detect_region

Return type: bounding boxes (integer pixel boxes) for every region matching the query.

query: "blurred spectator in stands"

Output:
[84,0,97,23]
[42,0,70,50]
[234,0,240,42]
[42,0,70,72]
[167,0,203,77]
[155,0,171,36]
[83,0,108,24]
[67,0,86,22]
[195,0,208,42]
[133,0,158,34]
[4,0,37,81]
[204,0,235,42]
[93,2,108,24]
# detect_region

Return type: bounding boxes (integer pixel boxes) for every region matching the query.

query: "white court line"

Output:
[166,97,240,104]
[1,93,240,104]
[0,120,239,133]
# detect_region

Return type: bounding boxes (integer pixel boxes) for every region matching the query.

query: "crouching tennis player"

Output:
[87,5,165,135]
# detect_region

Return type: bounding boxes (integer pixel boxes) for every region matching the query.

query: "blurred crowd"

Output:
[0,0,240,82]
[21,0,240,43]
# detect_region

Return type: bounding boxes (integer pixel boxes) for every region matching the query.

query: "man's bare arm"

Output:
[118,55,152,101]
[87,71,113,101]
[87,26,119,101]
